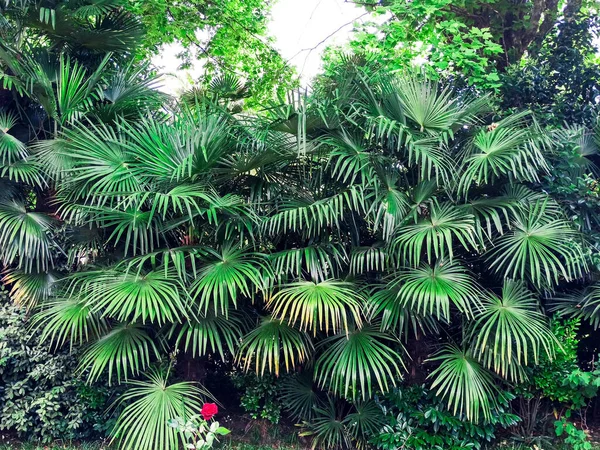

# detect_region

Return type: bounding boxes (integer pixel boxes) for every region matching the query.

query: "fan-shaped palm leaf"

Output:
[68,269,189,325]
[2,269,57,310]
[469,280,556,381]
[190,246,269,315]
[0,201,55,272]
[385,260,483,320]
[349,245,388,275]
[237,317,313,376]
[267,280,363,335]
[33,297,107,350]
[458,112,549,195]
[370,183,410,242]
[269,244,347,282]
[78,323,161,384]
[394,76,486,133]
[279,372,320,421]
[487,201,586,288]
[367,286,439,337]
[344,399,386,444]
[550,282,600,330]
[300,397,351,450]
[458,196,518,244]
[0,111,27,164]
[111,369,210,450]
[264,186,366,237]
[315,325,405,400]
[392,201,476,266]
[325,131,374,184]
[428,344,499,422]
[170,308,244,360]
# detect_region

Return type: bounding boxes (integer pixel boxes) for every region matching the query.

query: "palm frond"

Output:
[111,369,210,450]
[33,297,107,350]
[2,269,57,310]
[237,317,313,376]
[550,283,600,329]
[469,280,556,381]
[458,111,549,195]
[170,308,244,360]
[385,260,483,320]
[487,201,587,288]
[279,372,320,421]
[67,269,189,325]
[300,397,351,450]
[428,344,499,422]
[392,201,477,266]
[269,244,347,282]
[367,286,439,338]
[0,201,56,272]
[190,246,269,315]
[264,186,367,237]
[267,280,363,335]
[78,323,161,384]
[315,325,405,400]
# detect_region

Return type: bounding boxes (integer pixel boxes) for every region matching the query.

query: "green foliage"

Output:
[2,7,600,448]
[168,415,230,450]
[110,369,211,450]
[125,0,296,105]
[231,372,284,424]
[0,292,111,442]
[373,385,519,450]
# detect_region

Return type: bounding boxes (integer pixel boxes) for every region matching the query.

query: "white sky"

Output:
[269,0,366,83]
[153,0,367,94]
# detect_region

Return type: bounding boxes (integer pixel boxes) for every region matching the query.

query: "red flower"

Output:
[201,403,218,421]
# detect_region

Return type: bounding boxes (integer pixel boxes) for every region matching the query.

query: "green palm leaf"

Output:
[2,269,57,310]
[264,186,366,237]
[68,269,189,325]
[237,317,313,376]
[385,260,483,320]
[170,308,244,360]
[428,344,499,422]
[392,201,477,266]
[190,246,269,315]
[367,286,439,337]
[394,77,486,133]
[315,325,405,400]
[469,280,556,381]
[487,201,586,287]
[33,297,107,350]
[267,280,363,335]
[111,369,210,450]
[0,201,56,272]
[550,282,600,330]
[458,112,549,195]
[349,246,388,275]
[0,111,27,164]
[279,372,320,421]
[344,399,386,445]
[78,323,161,384]
[268,244,347,282]
[300,397,350,450]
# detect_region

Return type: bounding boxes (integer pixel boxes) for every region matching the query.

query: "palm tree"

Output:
[2,34,597,449]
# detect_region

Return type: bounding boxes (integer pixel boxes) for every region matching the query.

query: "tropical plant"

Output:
[1,19,598,448]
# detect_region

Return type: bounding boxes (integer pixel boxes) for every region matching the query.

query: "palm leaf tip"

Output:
[315,325,405,400]
[237,317,313,376]
[267,280,364,336]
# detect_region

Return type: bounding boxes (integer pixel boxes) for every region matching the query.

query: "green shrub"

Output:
[231,372,283,424]
[373,385,519,450]
[0,290,112,443]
